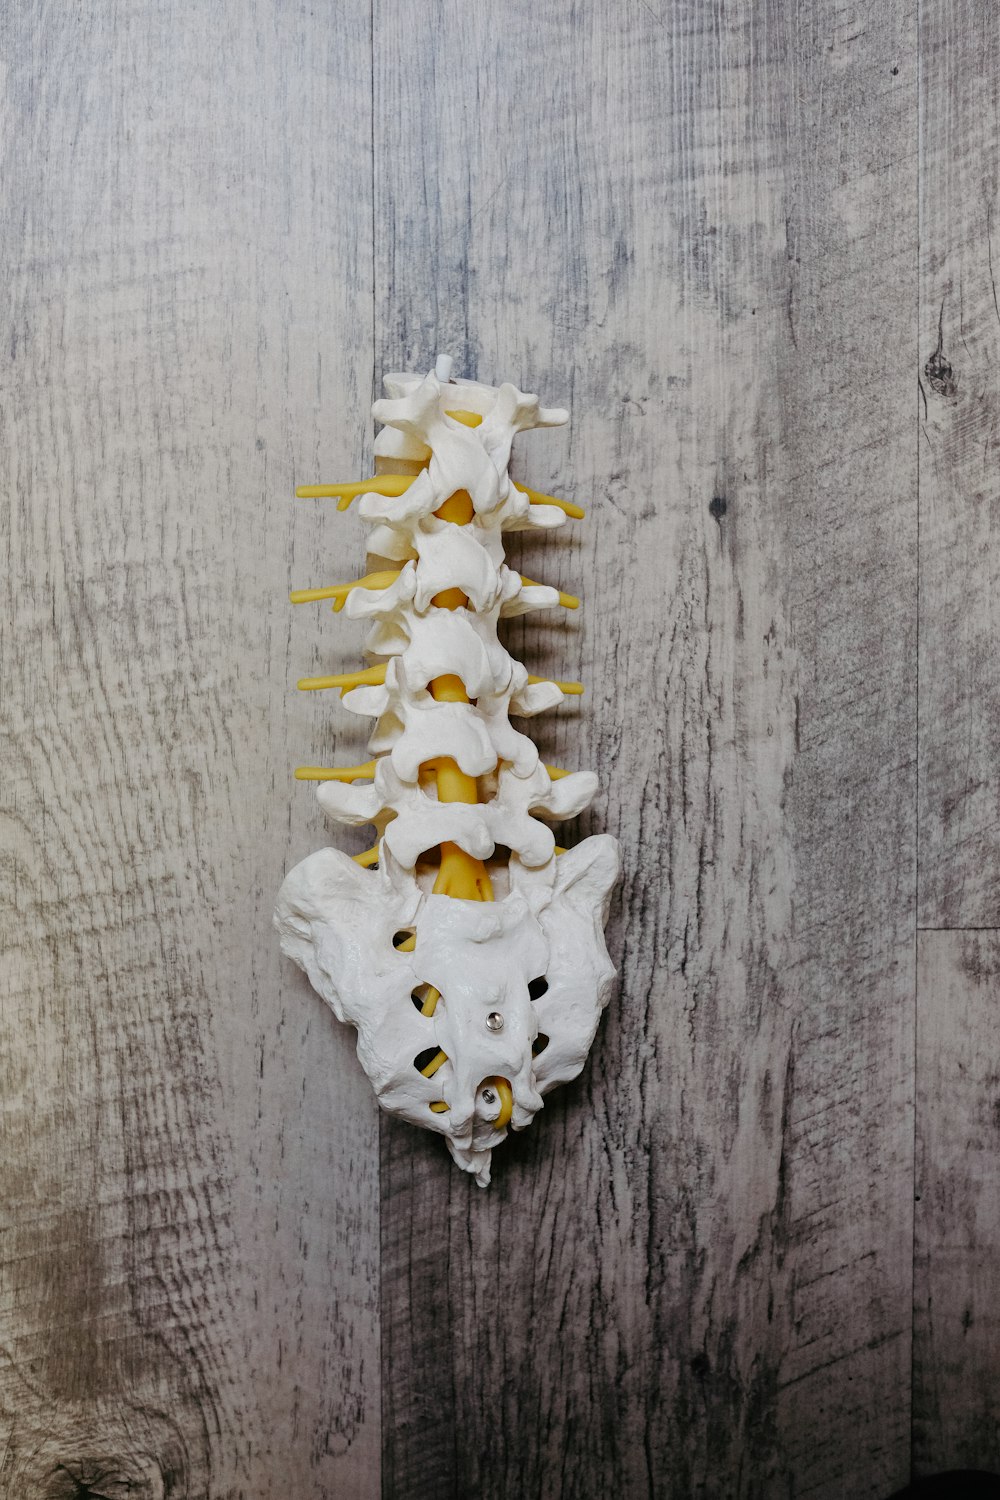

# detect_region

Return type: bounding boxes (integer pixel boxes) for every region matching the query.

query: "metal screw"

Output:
[486,1011,504,1032]
[481,1088,496,1105]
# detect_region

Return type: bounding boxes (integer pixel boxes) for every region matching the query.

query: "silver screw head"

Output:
[481,1088,496,1105]
[486,1011,504,1032]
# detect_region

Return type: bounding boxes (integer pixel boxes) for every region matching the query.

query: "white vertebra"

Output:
[275,366,620,1185]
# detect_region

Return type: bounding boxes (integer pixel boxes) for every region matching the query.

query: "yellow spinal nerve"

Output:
[427,488,495,905]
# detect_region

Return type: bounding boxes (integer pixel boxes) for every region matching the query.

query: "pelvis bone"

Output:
[275,837,619,1186]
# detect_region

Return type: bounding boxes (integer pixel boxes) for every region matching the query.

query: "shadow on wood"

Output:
[888,1474,1000,1500]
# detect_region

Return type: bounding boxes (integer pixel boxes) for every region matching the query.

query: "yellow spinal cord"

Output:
[426,487,495,903]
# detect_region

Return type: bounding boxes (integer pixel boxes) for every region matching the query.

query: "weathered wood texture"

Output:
[6,1,1000,1495]
[913,0,1000,1480]
[919,0,1000,930]
[0,4,380,1498]
[914,932,1000,1476]
[376,3,917,1497]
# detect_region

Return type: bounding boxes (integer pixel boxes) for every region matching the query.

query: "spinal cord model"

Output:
[274,357,621,1186]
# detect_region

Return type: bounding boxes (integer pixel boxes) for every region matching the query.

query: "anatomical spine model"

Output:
[274,357,620,1186]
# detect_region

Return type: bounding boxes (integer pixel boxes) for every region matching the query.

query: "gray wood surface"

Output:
[4,1,1000,1496]
[913,3,1000,1484]
[0,4,380,1497]
[376,3,917,1497]
[919,0,1000,930]
[914,931,1000,1476]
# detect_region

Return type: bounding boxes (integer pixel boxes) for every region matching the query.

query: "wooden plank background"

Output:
[913,932,1000,1476]
[376,2,918,1498]
[914,0,1000,1485]
[1,2,997,1497]
[0,3,381,1497]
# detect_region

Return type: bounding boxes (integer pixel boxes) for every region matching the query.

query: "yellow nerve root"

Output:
[297,467,583,518]
[298,663,387,693]
[519,575,580,609]
[513,482,585,519]
[412,983,440,1015]
[295,762,377,782]
[526,673,584,695]
[290,570,400,608]
[296,474,413,511]
[487,1078,514,1129]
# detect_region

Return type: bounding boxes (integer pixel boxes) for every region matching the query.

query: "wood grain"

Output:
[375,3,917,1497]
[918,0,1000,929]
[914,931,1000,1476]
[0,4,380,1497]
[8,0,1000,1491]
